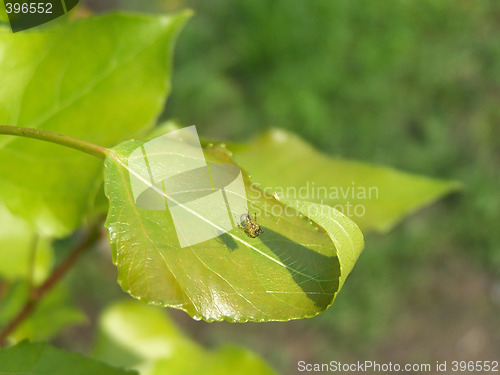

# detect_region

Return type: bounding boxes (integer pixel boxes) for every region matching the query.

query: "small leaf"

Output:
[233,129,460,232]
[0,282,86,343]
[104,137,347,322]
[93,300,277,375]
[0,11,191,236]
[93,299,194,364]
[0,341,136,375]
[0,204,53,283]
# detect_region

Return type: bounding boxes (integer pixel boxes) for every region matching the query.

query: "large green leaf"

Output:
[104,139,363,321]
[93,300,277,375]
[233,129,460,232]
[0,341,136,375]
[0,11,190,236]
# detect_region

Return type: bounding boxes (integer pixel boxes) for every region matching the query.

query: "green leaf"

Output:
[232,129,460,232]
[0,341,136,375]
[93,300,277,375]
[0,11,191,236]
[0,204,53,283]
[104,140,348,322]
[0,282,86,343]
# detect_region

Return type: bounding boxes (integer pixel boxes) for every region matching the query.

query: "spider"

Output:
[237,211,264,238]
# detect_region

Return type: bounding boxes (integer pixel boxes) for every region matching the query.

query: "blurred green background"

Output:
[66,0,500,373]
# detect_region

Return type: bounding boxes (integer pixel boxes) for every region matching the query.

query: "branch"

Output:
[0,222,103,346]
[0,126,108,160]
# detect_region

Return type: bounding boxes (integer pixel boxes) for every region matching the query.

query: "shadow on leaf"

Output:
[259,228,340,308]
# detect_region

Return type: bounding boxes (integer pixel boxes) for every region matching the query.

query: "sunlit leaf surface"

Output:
[104,140,363,321]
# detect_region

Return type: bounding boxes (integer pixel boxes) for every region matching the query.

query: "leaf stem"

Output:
[0,126,108,160]
[0,221,103,346]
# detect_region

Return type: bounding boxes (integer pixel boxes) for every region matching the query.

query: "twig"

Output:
[0,222,103,346]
